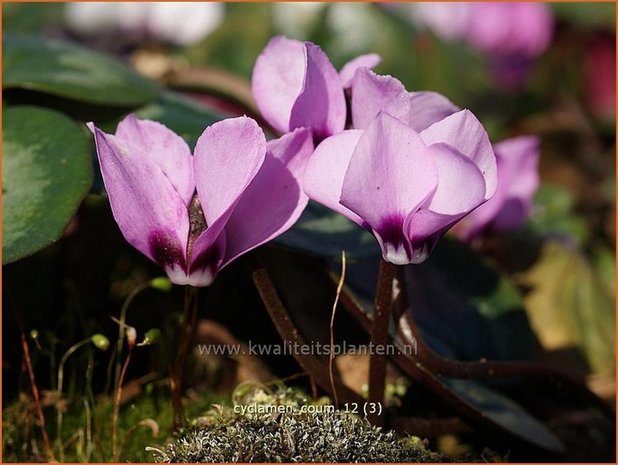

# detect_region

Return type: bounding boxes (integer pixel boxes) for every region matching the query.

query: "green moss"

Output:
[150,385,443,463]
[2,387,223,462]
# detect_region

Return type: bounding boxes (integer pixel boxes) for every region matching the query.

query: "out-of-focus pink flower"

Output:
[456,136,541,241]
[89,115,313,286]
[252,35,380,141]
[304,101,497,264]
[412,2,553,58]
[410,3,553,89]
[585,33,616,120]
[65,2,224,46]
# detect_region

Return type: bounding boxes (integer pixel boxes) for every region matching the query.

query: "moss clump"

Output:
[149,385,442,463]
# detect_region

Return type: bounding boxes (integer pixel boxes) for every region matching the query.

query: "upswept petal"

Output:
[219,127,315,265]
[115,115,195,205]
[289,43,346,140]
[350,68,411,129]
[408,91,460,132]
[303,129,365,226]
[340,113,439,264]
[251,36,306,133]
[422,143,486,216]
[88,123,190,282]
[339,53,382,88]
[193,116,266,226]
[420,109,497,199]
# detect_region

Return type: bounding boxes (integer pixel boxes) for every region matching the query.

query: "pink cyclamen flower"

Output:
[89,115,313,286]
[304,110,497,265]
[456,136,540,241]
[411,2,552,58]
[252,35,380,141]
[410,3,553,89]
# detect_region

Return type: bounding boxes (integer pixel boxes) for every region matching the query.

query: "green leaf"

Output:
[3,106,93,264]
[134,91,225,146]
[406,238,538,362]
[275,202,381,260]
[3,33,159,107]
[2,3,64,33]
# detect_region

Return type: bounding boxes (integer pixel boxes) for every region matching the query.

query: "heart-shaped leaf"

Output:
[3,33,159,107]
[3,106,93,264]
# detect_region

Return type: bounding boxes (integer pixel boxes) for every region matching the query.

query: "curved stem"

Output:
[56,337,92,461]
[368,260,397,425]
[251,254,365,406]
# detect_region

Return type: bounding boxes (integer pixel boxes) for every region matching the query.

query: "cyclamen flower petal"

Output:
[288,43,347,141]
[340,113,439,264]
[88,122,190,278]
[115,115,195,205]
[219,127,315,263]
[252,36,381,140]
[252,36,345,139]
[456,136,540,240]
[91,115,310,287]
[420,110,497,199]
[350,67,411,130]
[408,91,459,132]
[304,109,496,265]
[339,53,382,88]
[350,68,460,133]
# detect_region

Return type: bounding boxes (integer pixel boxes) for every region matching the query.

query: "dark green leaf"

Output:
[3,33,159,106]
[445,378,564,453]
[343,238,538,362]
[3,106,93,264]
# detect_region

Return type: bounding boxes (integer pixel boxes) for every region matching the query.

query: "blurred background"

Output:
[3,2,616,462]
